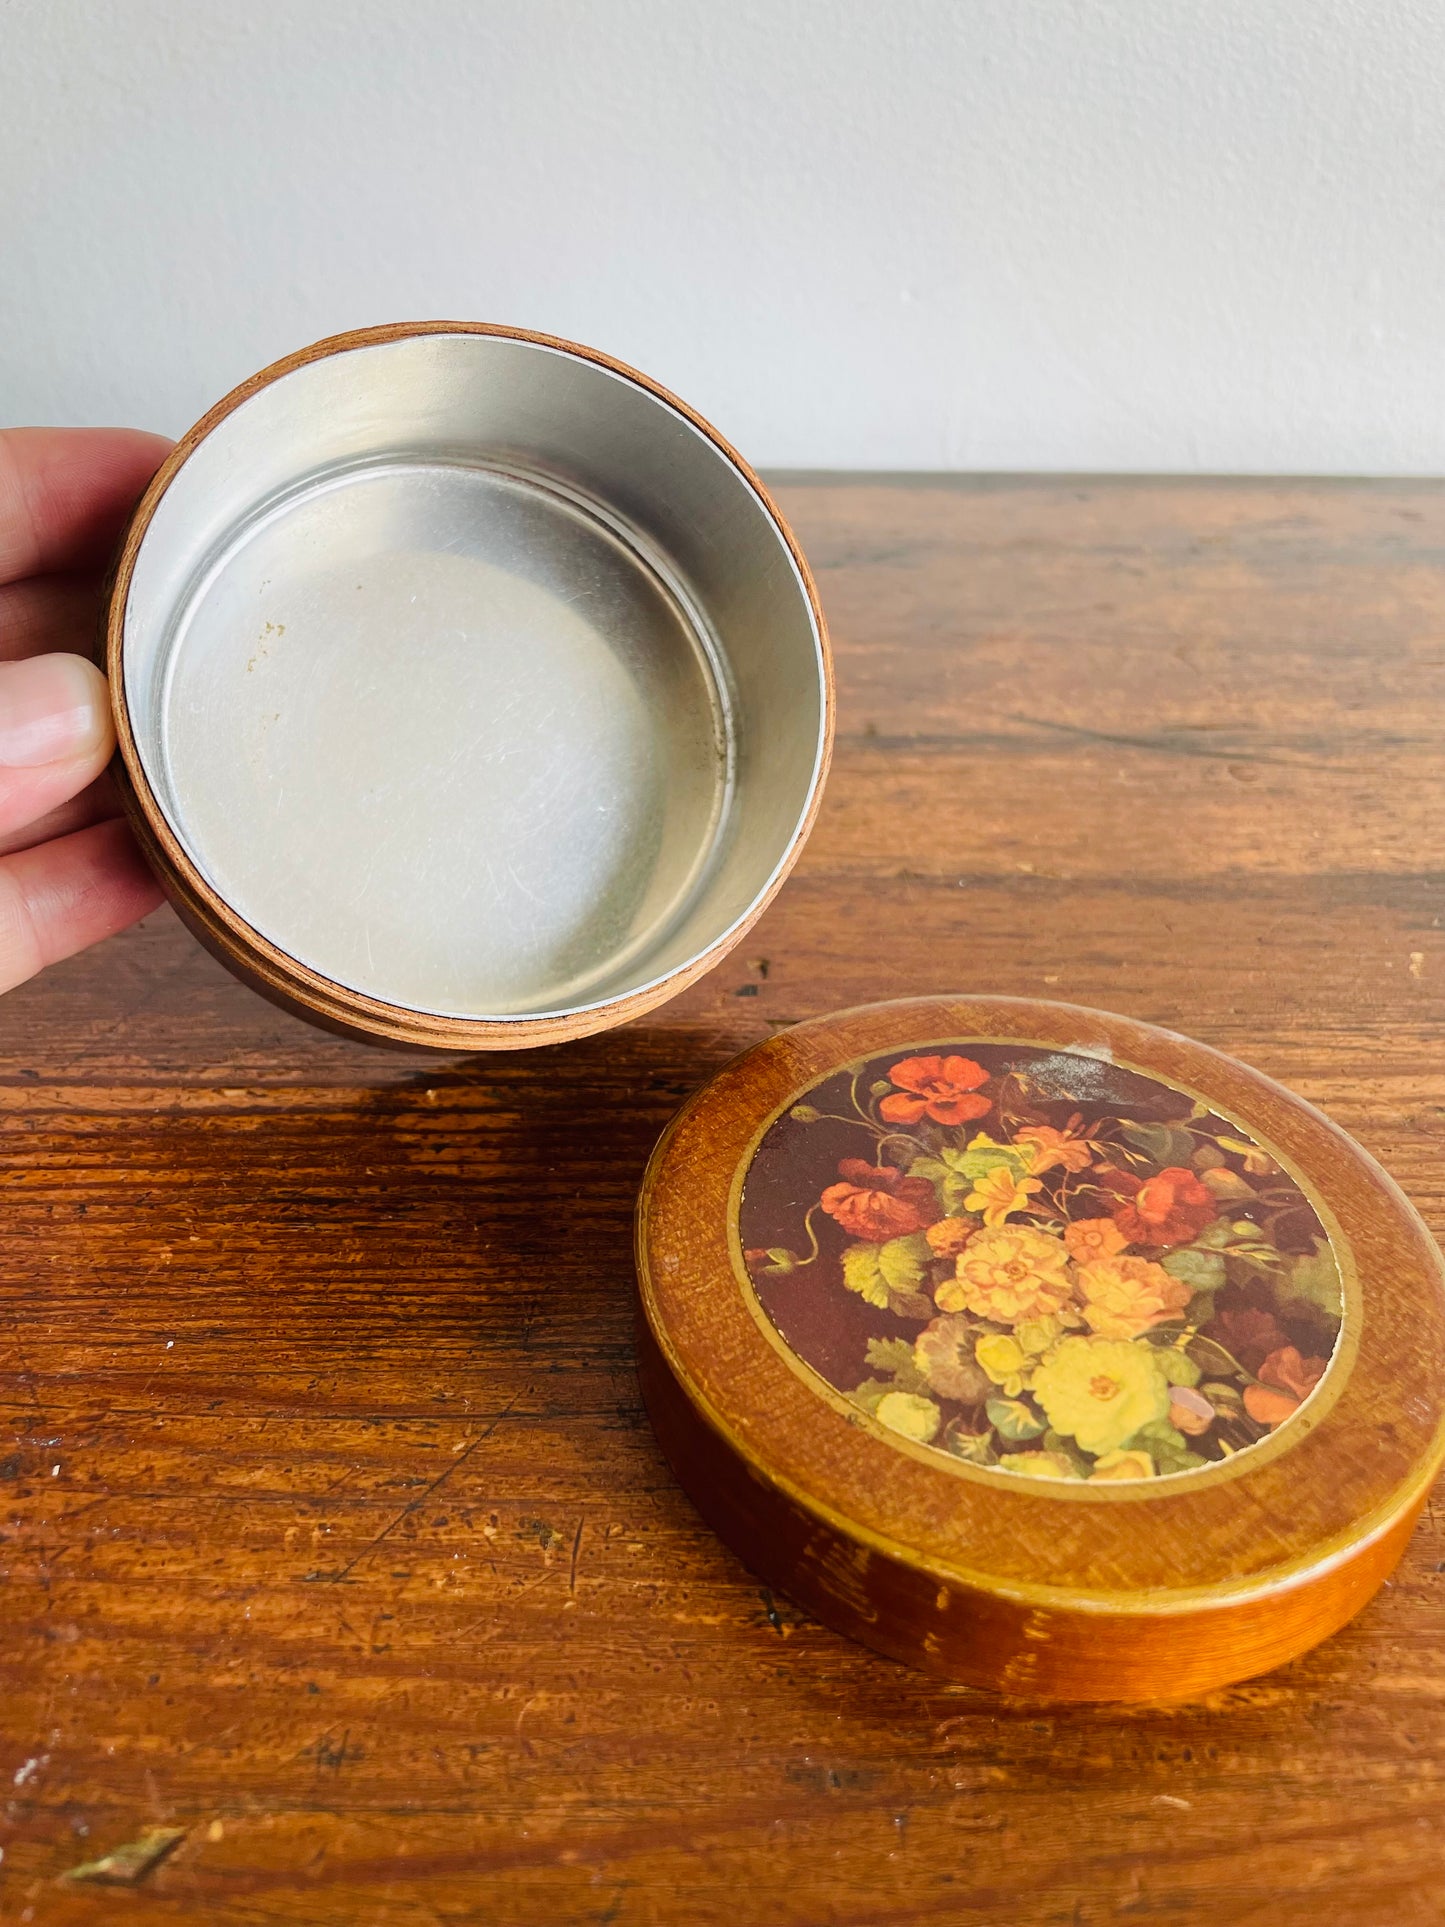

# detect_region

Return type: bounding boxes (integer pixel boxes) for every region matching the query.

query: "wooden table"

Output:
[5,477,1445,1924]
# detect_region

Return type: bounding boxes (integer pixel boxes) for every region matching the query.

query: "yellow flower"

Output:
[998,1450,1083,1481]
[1089,1449,1156,1482]
[1030,1336,1170,1456]
[1014,1314,1066,1356]
[1015,1120,1094,1175]
[976,1317,1066,1397]
[976,1332,1032,1396]
[875,1391,941,1443]
[1063,1217,1128,1265]
[964,1163,1043,1228]
[937,1224,1074,1324]
[1076,1254,1192,1339]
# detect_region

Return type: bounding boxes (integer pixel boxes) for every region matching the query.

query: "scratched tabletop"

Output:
[6,477,1445,1925]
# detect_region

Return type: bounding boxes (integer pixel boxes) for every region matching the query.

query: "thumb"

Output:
[0,653,115,836]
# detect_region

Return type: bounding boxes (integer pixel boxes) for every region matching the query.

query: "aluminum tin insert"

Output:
[108,324,832,1049]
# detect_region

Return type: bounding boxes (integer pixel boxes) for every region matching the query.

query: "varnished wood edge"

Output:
[635,995,1445,1614]
[104,320,835,1051]
[636,1308,1423,1700]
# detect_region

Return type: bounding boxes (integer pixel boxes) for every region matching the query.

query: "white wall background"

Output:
[4,0,1445,472]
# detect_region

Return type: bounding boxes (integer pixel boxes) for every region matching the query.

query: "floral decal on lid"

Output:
[738,1043,1344,1484]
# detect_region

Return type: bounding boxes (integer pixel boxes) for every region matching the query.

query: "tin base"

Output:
[113,324,831,1045]
[152,458,731,1018]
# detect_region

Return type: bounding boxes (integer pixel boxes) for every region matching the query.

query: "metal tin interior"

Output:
[120,331,828,1021]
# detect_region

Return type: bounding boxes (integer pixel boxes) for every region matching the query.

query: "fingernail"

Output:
[0,654,110,767]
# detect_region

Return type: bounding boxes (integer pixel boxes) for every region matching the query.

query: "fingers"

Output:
[0,817,165,995]
[0,769,121,859]
[0,654,116,838]
[0,573,105,663]
[0,430,176,994]
[0,427,173,585]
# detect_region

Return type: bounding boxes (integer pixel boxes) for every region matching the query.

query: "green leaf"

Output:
[931,1137,1031,1215]
[864,1336,930,1395]
[986,1395,1047,1442]
[942,1174,974,1215]
[908,1156,950,1184]
[1201,1380,1246,1411]
[1291,1239,1344,1319]
[907,1155,959,1214]
[1186,1334,1248,1380]
[848,1377,892,1416]
[1042,1429,1093,1479]
[1191,1141,1226,1171]
[1120,1120,1198,1168]
[843,1243,936,1319]
[1223,1243,1286,1285]
[878,1232,933,1295]
[1127,1417,1206,1475]
[886,1289,938,1322]
[945,1424,997,1465]
[1192,1219,1243,1250]
[789,1104,820,1123]
[1133,1417,1187,1445]
[941,1136,1031,1183]
[1161,1245,1227,1293]
[1154,1347,1203,1388]
[1199,1167,1258,1203]
[870,1079,895,1099]
[841,1243,890,1308]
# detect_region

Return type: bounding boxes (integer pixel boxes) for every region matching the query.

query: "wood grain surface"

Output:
[5,476,1445,1923]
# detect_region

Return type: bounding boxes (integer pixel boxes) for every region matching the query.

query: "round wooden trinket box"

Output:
[636,996,1445,1701]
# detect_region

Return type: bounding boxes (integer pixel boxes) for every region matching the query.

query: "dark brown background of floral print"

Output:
[740,1041,1334,1425]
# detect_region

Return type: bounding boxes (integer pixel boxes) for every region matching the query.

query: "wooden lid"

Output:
[635,995,1445,1701]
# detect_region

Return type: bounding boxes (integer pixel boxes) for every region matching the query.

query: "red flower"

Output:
[820,1159,940,1242]
[1203,1304,1288,1375]
[879,1055,990,1127]
[1096,1163,1218,1248]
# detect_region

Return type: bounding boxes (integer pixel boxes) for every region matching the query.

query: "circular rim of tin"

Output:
[636,995,1445,1615]
[106,321,835,1050]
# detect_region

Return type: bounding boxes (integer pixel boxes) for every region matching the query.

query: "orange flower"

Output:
[925,1216,974,1258]
[1244,1343,1329,1429]
[1016,1117,1094,1175]
[939,1224,1074,1324]
[1076,1255,1191,1339]
[879,1055,990,1127]
[820,1159,939,1242]
[1243,1383,1302,1429]
[1063,1217,1128,1265]
[1258,1345,1328,1403]
[1098,1164,1218,1248]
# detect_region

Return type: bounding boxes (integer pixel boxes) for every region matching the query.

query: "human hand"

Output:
[0,428,172,994]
